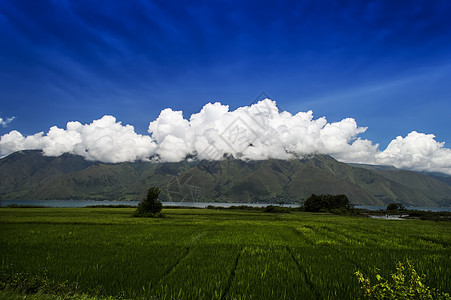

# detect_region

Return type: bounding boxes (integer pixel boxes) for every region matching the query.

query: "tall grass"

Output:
[0,207,450,299]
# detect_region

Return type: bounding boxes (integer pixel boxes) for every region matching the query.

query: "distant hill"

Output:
[0,150,450,207]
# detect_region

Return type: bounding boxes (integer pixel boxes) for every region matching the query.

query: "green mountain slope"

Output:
[0,150,94,199]
[0,150,450,207]
[426,173,451,187]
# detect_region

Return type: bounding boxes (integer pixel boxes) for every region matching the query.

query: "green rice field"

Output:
[0,207,450,299]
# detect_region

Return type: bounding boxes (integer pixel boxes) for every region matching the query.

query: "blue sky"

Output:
[1,0,450,149]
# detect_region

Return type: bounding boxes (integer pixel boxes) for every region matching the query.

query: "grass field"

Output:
[0,207,450,299]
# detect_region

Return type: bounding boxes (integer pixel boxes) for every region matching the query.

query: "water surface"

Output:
[1,200,450,212]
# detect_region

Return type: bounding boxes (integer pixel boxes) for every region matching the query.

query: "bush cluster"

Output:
[386,203,406,210]
[356,260,450,299]
[0,271,79,297]
[0,271,124,299]
[407,210,451,222]
[264,205,291,213]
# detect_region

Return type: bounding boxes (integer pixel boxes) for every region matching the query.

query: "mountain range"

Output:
[0,150,450,207]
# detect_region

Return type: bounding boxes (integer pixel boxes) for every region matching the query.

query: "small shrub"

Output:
[0,271,125,299]
[206,205,219,210]
[264,205,290,213]
[0,271,79,296]
[330,207,359,215]
[229,205,259,210]
[355,260,450,299]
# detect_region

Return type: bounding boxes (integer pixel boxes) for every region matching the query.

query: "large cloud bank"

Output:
[1,99,450,174]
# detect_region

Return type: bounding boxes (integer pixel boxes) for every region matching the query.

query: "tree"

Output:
[134,187,163,217]
[304,194,351,212]
[386,203,405,210]
[304,194,327,212]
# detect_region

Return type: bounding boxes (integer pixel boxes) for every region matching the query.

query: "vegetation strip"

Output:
[150,246,191,294]
[221,248,241,300]
[285,246,320,300]
[1,207,449,299]
[221,248,243,300]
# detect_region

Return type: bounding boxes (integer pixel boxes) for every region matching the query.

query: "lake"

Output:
[0,200,291,208]
[1,199,450,212]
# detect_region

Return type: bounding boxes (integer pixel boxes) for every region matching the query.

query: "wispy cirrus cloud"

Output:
[0,116,15,127]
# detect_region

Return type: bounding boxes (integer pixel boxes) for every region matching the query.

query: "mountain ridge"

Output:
[0,150,450,207]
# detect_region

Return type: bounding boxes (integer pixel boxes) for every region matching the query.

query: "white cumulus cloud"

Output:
[147,99,378,163]
[0,99,450,175]
[375,131,451,174]
[0,116,157,163]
